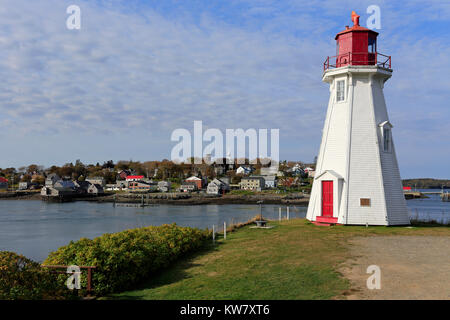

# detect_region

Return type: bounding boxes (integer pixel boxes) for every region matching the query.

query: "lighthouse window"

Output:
[368,38,376,53]
[336,80,345,102]
[383,127,391,152]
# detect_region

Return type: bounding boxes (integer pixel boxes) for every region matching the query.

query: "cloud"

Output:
[0,0,329,136]
[0,0,449,178]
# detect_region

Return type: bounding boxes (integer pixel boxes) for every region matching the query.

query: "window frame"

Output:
[383,127,392,152]
[336,79,346,102]
[379,121,393,153]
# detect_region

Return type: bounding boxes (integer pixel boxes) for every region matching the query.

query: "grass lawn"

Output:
[106,219,449,300]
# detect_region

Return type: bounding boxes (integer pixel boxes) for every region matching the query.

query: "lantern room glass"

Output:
[368,38,376,53]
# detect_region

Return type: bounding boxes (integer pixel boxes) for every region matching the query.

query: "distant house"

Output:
[118,170,132,180]
[180,181,198,193]
[116,180,128,190]
[287,164,306,177]
[207,181,221,195]
[54,180,76,190]
[73,180,91,194]
[260,166,279,176]
[185,176,203,189]
[262,175,277,188]
[0,177,8,189]
[45,173,60,187]
[18,182,30,190]
[126,175,145,182]
[87,183,105,194]
[236,166,253,175]
[240,177,265,191]
[245,175,276,188]
[206,178,230,195]
[41,186,74,197]
[304,167,315,178]
[86,176,106,187]
[157,181,171,192]
[128,181,157,191]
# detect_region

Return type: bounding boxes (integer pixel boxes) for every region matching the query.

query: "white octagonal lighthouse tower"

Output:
[306,11,410,226]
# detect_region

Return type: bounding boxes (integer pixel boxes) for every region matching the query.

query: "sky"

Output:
[0,0,449,179]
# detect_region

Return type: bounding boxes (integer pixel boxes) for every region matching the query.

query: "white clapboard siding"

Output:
[307,66,410,226]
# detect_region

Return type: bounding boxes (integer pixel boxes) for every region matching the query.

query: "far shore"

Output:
[0,191,310,206]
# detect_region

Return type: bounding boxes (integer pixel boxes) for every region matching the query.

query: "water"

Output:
[406,189,450,224]
[0,201,307,262]
[0,190,448,262]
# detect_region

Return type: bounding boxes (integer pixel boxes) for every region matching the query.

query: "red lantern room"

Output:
[324,11,391,70]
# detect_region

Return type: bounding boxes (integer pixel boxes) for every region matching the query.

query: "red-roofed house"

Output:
[185,176,206,189]
[0,177,8,189]
[126,175,145,182]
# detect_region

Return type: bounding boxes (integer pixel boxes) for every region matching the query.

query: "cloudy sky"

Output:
[0,0,449,178]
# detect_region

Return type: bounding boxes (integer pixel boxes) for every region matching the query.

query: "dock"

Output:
[404,191,450,202]
[404,192,425,199]
[114,203,154,208]
[113,194,155,207]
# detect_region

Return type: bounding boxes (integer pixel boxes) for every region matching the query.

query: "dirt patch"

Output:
[340,236,450,300]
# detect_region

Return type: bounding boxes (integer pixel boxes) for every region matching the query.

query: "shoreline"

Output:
[0,191,310,206]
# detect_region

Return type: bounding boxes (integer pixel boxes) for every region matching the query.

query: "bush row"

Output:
[43,224,210,295]
[0,251,72,300]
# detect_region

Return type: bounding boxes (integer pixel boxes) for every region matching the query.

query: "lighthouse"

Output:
[306,11,410,226]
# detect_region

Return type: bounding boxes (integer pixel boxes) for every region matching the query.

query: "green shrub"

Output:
[44,224,210,295]
[0,251,69,300]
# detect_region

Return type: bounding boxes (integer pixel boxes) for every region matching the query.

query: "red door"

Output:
[322,181,333,217]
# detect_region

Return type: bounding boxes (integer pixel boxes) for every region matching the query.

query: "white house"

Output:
[263,176,277,188]
[206,178,230,195]
[45,173,60,187]
[157,181,171,192]
[306,12,409,226]
[86,176,106,187]
[87,183,104,194]
[260,166,279,176]
[180,182,198,192]
[236,166,252,175]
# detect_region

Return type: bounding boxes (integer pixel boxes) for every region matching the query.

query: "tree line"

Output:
[0,158,293,185]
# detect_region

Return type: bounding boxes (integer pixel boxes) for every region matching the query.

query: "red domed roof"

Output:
[335,11,378,39]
